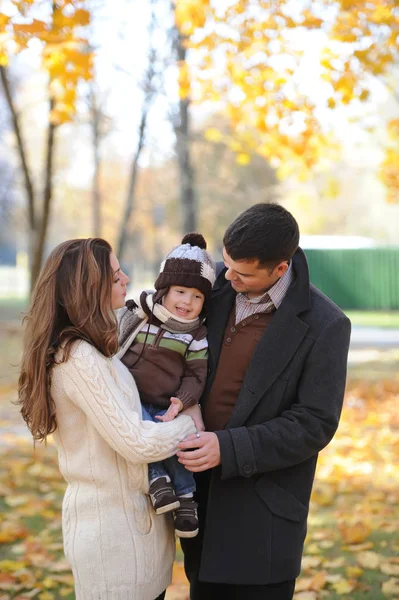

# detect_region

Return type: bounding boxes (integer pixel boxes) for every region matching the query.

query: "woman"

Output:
[18,238,197,600]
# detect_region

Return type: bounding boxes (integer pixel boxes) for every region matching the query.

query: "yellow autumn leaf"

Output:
[236,153,251,165]
[4,494,31,507]
[332,578,356,594]
[311,481,336,505]
[356,550,381,569]
[42,576,58,589]
[38,593,55,600]
[301,556,322,570]
[359,89,370,102]
[381,562,399,576]
[51,574,75,585]
[340,521,372,544]
[204,128,223,142]
[346,566,363,578]
[381,578,399,595]
[0,524,27,543]
[294,592,317,600]
[73,9,90,27]
[49,107,71,125]
[0,13,11,28]
[305,543,321,555]
[13,19,47,35]
[309,571,327,590]
[0,559,27,571]
[0,49,8,66]
[295,577,313,592]
[175,0,208,36]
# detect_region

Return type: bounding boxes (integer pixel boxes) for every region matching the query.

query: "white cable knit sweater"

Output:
[51,340,196,600]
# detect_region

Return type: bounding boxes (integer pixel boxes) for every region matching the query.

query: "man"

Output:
[177,203,351,600]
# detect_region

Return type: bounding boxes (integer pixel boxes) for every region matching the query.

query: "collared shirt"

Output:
[235,262,294,324]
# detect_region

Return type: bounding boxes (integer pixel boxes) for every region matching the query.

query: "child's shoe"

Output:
[174,497,199,538]
[149,477,180,515]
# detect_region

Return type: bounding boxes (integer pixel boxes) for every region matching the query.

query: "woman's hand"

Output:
[180,403,205,432]
[155,397,183,422]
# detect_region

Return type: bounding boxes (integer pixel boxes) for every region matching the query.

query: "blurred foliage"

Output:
[0,0,93,124]
[175,0,399,199]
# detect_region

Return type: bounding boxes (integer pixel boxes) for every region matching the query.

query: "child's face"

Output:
[163,286,205,320]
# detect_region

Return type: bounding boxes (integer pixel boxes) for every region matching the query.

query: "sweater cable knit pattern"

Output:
[51,340,196,600]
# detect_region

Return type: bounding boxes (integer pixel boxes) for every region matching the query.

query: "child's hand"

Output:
[180,403,205,433]
[155,397,183,422]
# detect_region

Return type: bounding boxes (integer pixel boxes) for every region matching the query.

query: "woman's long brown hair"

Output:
[18,238,118,442]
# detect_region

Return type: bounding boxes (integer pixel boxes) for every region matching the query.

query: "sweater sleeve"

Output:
[58,341,196,465]
[175,334,209,409]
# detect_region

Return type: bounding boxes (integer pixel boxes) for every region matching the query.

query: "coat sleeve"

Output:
[59,342,196,465]
[216,315,351,480]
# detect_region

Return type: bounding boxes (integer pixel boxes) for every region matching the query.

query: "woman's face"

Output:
[110,252,129,310]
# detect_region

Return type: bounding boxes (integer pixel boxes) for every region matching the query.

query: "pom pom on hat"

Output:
[154,232,216,298]
[181,232,207,249]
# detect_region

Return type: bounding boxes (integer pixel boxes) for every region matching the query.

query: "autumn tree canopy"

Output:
[0,0,92,124]
[0,0,93,289]
[175,0,399,199]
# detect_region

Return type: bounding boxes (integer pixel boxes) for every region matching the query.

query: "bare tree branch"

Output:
[0,65,36,230]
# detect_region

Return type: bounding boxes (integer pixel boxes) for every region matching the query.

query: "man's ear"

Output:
[274,261,289,277]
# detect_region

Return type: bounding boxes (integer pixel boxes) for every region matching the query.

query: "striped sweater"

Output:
[118,306,208,409]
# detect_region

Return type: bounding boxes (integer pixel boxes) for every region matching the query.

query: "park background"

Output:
[0,0,399,599]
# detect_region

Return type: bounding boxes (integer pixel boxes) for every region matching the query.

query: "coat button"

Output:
[243,465,252,476]
[231,327,236,332]
[226,337,232,343]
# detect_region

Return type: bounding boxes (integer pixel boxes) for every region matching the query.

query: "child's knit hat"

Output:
[154,233,216,299]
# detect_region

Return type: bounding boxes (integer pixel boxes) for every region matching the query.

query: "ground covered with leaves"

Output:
[1,326,398,599]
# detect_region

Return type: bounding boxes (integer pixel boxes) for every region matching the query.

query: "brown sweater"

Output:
[121,319,208,410]
[204,308,275,431]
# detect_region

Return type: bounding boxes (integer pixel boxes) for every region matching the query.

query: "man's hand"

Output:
[180,403,205,432]
[177,432,221,472]
[155,397,183,422]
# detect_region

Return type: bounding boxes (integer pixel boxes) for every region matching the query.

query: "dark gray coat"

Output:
[182,248,351,586]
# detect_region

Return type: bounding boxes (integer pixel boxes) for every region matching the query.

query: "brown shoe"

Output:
[174,497,199,538]
[149,477,180,515]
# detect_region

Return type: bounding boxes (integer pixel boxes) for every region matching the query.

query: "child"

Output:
[117,233,216,538]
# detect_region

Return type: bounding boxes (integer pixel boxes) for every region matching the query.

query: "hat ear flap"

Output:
[153,287,168,304]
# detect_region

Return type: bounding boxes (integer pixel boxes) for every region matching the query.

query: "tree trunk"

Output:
[90,85,102,237]
[30,99,57,291]
[117,101,150,264]
[173,28,197,233]
[0,65,38,289]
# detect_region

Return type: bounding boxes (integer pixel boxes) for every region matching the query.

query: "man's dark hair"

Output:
[223,203,299,266]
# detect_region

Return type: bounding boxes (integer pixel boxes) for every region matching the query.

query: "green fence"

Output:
[304,248,399,310]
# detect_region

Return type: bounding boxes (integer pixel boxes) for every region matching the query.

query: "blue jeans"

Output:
[142,404,196,496]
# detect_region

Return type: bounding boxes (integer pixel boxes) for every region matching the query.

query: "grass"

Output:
[345,311,399,328]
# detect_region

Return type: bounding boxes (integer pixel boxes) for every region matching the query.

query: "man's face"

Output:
[222,249,288,299]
